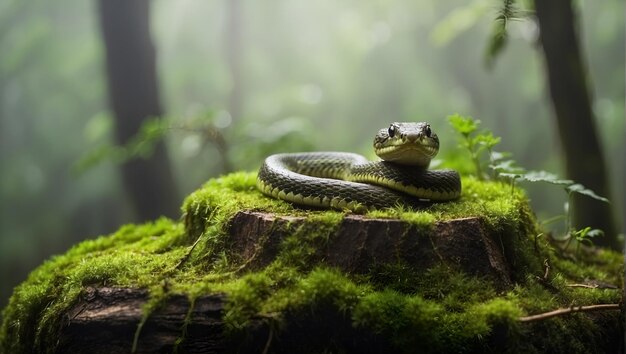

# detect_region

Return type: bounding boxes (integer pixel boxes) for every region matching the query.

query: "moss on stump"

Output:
[1,172,623,353]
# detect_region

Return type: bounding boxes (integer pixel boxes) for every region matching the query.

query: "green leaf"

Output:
[447,114,479,136]
[127,118,169,158]
[566,184,610,203]
[489,160,525,174]
[573,226,592,238]
[470,136,488,154]
[573,227,603,246]
[519,171,573,185]
[499,172,523,180]
[474,131,501,149]
[73,117,170,174]
[72,145,125,176]
[586,229,604,238]
[490,151,512,161]
[485,21,508,68]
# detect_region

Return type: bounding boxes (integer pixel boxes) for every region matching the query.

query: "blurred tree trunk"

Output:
[534,0,619,249]
[98,0,178,221]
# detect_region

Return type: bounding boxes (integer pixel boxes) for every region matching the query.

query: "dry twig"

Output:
[519,303,621,322]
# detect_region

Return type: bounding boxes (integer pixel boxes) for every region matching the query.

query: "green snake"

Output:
[257,122,461,211]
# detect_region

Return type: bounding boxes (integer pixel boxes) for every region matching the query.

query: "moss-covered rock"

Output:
[1,172,623,353]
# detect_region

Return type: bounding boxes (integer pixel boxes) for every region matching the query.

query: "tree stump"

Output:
[228,211,512,285]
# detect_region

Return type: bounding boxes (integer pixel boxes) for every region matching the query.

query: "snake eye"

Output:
[425,125,431,137]
[388,124,397,138]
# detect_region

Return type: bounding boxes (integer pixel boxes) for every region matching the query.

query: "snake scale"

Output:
[257,122,461,211]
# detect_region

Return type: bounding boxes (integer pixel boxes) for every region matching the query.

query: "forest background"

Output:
[0,0,623,310]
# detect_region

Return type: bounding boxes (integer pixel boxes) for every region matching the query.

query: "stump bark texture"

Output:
[228,211,512,285]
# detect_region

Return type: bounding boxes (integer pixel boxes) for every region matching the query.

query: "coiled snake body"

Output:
[257,122,461,211]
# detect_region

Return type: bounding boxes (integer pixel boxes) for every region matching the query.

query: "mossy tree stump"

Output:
[1,173,622,353]
[229,212,513,285]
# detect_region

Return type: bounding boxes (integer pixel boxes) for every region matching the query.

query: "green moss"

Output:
[1,172,623,353]
[0,217,187,353]
[222,272,275,331]
[352,290,443,348]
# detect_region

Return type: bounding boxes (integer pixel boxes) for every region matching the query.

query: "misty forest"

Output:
[0,0,624,352]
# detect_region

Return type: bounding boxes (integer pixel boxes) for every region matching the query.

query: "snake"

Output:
[257,122,461,212]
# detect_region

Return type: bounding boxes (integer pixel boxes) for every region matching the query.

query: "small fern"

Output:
[448,113,610,252]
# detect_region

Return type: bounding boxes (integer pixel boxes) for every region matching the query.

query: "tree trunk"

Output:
[97,0,178,221]
[534,0,619,249]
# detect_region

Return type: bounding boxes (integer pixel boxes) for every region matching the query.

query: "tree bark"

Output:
[98,0,178,221]
[57,287,389,353]
[58,287,232,353]
[534,0,619,249]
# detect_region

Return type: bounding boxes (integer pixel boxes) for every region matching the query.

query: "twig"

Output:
[565,282,618,290]
[566,284,600,289]
[174,235,204,270]
[533,258,558,293]
[533,233,543,253]
[519,303,621,322]
[262,320,274,354]
[259,313,280,354]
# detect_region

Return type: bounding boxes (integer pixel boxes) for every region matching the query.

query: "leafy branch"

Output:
[73,117,169,174]
[485,0,533,67]
[74,115,230,175]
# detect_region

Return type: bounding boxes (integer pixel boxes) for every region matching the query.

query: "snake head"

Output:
[373,122,439,167]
